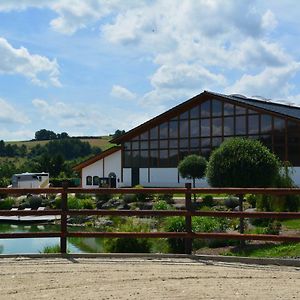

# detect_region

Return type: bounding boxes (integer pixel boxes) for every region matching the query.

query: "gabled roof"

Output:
[111,90,300,144]
[73,146,121,171]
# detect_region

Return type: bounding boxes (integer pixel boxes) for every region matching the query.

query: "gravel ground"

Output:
[0,257,299,299]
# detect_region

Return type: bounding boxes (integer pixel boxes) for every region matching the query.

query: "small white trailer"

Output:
[11,172,50,188]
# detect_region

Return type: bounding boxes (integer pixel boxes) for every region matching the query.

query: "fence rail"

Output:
[0,183,300,254]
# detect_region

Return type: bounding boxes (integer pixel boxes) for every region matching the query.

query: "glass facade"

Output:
[123,98,300,167]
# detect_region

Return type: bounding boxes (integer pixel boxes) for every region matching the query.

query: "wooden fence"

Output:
[0,183,300,254]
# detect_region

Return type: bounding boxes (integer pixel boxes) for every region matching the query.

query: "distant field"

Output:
[5,136,114,151]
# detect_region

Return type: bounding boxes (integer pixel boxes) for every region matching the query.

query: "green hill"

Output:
[5,136,114,151]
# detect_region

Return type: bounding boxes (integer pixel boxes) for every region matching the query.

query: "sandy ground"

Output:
[0,257,299,300]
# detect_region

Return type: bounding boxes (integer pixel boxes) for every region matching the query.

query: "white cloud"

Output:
[225,63,300,98]
[0,38,61,87]
[0,98,30,125]
[261,9,278,31]
[110,85,136,100]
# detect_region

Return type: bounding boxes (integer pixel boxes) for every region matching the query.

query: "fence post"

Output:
[60,180,68,254]
[185,183,193,255]
[238,194,245,247]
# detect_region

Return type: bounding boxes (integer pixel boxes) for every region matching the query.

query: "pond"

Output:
[0,223,104,254]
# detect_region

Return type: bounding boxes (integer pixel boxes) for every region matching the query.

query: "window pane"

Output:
[190,119,200,137]
[159,150,169,167]
[274,117,285,134]
[159,139,168,148]
[169,149,178,166]
[200,148,211,159]
[179,120,189,138]
[150,126,158,139]
[179,149,189,160]
[201,137,211,148]
[273,145,285,161]
[212,99,222,117]
[140,141,148,150]
[224,102,234,116]
[86,176,92,186]
[160,122,168,139]
[212,137,222,148]
[212,118,222,136]
[224,117,234,136]
[150,140,158,149]
[132,141,139,150]
[93,176,99,186]
[201,119,210,136]
[124,142,130,150]
[169,139,178,149]
[261,115,272,134]
[179,110,189,120]
[131,151,140,167]
[201,100,210,117]
[190,138,200,148]
[140,131,149,140]
[248,115,259,134]
[179,139,189,148]
[236,116,246,135]
[260,135,272,147]
[140,150,148,167]
[124,151,131,167]
[190,105,199,119]
[169,120,178,138]
[236,105,246,115]
[150,150,158,167]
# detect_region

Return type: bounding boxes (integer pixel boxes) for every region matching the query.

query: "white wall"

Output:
[81,150,122,188]
[291,167,300,186]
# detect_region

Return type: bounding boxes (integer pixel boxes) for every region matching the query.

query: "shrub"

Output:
[96,194,112,202]
[246,194,257,208]
[134,185,148,202]
[122,194,137,203]
[28,195,43,209]
[153,200,171,210]
[206,138,280,187]
[68,196,83,209]
[81,198,96,209]
[224,196,239,210]
[201,195,215,207]
[104,218,151,253]
[164,216,229,253]
[157,194,174,204]
[0,198,15,210]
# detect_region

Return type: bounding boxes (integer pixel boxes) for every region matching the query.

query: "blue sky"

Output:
[1,0,300,141]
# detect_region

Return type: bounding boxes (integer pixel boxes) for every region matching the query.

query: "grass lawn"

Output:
[224,242,300,258]
[281,219,300,230]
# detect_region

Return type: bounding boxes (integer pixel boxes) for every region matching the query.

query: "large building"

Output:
[74,91,300,187]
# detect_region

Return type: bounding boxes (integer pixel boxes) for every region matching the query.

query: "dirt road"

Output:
[0,256,299,299]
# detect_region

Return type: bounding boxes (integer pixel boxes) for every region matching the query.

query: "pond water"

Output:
[0,223,104,254]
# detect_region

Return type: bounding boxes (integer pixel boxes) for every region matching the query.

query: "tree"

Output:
[112,129,125,139]
[206,138,280,238]
[35,129,57,140]
[206,138,280,188]
[178,154,207,202]
[178,154,207,188]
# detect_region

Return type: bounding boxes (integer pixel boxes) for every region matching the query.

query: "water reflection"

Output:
[0,223,103,254]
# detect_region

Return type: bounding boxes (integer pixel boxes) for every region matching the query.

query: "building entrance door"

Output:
[131,168,139,186]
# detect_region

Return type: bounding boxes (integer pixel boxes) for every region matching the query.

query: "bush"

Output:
[157,194,174,204]
[0,198,15,210]
[201,195,215,207]
[81,198,95,209]
[134,185,149,202]
[164,216,229,253]
[153,200,171,210]
[40,244,61,253]
[224,196,239,210]
[95,194,112,202]
[246,194,257,208]
[122,194,137,203]
[104,218,151,253]
[206,138,280,187]
[28,196,43,209]
[68,196,83,209]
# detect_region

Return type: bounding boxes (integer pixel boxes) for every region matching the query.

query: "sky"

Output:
[1,0,300,141]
